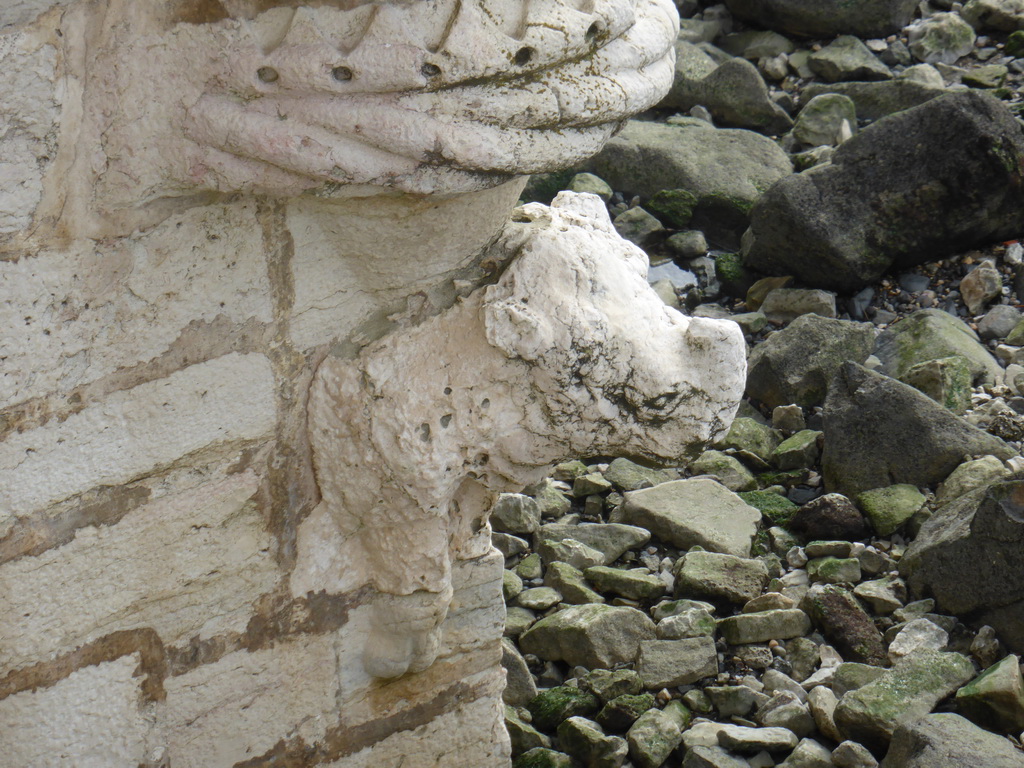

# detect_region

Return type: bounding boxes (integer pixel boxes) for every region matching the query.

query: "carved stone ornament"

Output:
[294,193,747,678]
[53,0,678,235]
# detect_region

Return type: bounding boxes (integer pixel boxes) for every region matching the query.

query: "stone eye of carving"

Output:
[513,47,534,66]
[332,66,354,82]
[257,66,279,83]
[421,63,441,78]
[585,22,602,42]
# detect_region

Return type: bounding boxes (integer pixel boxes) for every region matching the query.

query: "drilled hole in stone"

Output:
[257,66,279,83]
[585,22,602,41]
[332,66,354,82]
[422,62,442,77]
[514,47,535,66]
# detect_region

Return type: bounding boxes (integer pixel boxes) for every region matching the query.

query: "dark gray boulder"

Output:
[801,80,944,121]
[741,91,1024,292]
[745,315,876,408]
[723,0,918,38]
[821,362,1016,495]
[900,481,1024,653]
[881,713,1024,767]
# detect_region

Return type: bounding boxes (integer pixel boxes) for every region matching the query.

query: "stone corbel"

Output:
[295,192,747,678]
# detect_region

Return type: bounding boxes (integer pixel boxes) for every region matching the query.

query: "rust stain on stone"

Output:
[0,485,151,566]
[0,628,167,703]
[166,587,370,676]
[232,678,487,768]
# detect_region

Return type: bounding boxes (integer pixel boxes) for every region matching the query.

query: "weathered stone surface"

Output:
[834,650,976,750]
[901,481,1024,653]
[584,567,666,602]
[856,485,926,536]
[586,119,793,247]
[790,493,870,541]
[623,479,762,558]
[802,585,888,666]
[801,80,944,121]
[519,604,656,670]
[661,42,794,134]
[557,717,628,767]
[535,524,652,567]
[955,653,1024,732]
[963,0,1024,31]
[636,637,718,688]
[742,92,1024,292]
[718,609,812,644]
[822,363,1015,496]
[908,13,976,64]
[628,701,692,768]
[675,550,771,605]
[808,36,892,82]
[875,309,1003,387]
[527,688,600,732]
[722,0,918,37]
[745,315,876,409]
[880,712,1024,767]
[794,94,858,148]
[502,638,538,707]
[901,356,973,414]
[492,494,543,534]
[544,562,605,606]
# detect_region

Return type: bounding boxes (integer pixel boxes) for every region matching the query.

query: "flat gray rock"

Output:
[519,604,656,669]
[880,713,1024,767]
[622,478,762,557]
[636,636,718,689]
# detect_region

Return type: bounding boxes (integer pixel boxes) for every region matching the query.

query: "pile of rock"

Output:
[497,450,1024,767]
[499,0,1024,765]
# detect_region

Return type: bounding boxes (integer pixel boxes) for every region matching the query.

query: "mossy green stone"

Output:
[506,705,552,755]
[516,553,544,580]
[521,170,575,204]
[691,450,758,492]
[739,490,798,527]
[856,484,926,536]
[963,64,1008,89]
[955,653,1024,732]
[527,686,600,731]
[513,748,574,768]
[716,417,782,462]
[647,188,698,228]
[504,569,525,601]
[1007,30,1024,57]
[771,429,822,470]
[807,556,862,584]
[604,457,671,492]
[900,355,973,414]
[834,650,976,751]
[584,566,666,601]
[597,693,657,730]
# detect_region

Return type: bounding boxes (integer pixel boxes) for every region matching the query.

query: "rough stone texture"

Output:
[586,118,793,247]
[745,315,875,409]
[299,193,746,679]
[802,585,888,666]
[519,604,657,670]
[0,1,693,764]
[822,363,1016,496]
[622,478,762,557]
[955,653,1024,731]
[675,550,771,605]
[660,41,793,134]
[801,80,945,122]
[881,712,1024,767]
[900,481,1024,653]
[722,0,918,38]
[834,650,976,750]
[875,309,1004,387]
[636,637,718,688]
[742,91,1024,292]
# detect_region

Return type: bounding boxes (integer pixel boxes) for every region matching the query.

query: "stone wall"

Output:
[0,1,682,765]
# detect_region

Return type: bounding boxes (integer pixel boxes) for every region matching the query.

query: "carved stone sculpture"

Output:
[43,0,679,237]
[295,193,747,678]
[0,0,752,763]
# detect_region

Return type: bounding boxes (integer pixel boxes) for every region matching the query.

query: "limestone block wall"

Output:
[0,0,683,765]
[0,182,522,766]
